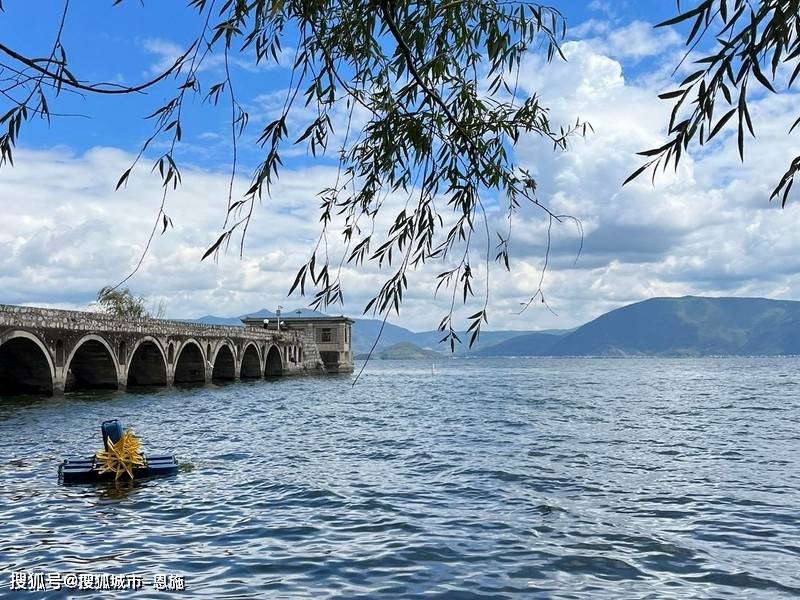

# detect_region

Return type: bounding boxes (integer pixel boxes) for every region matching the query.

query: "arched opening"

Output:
[65,339,118,392]
[265,345,283,377]
[127,340,167,387]
[174,342,205,385]
[0,336,53,396]
[240,344,261,379]
[212,345,236,381]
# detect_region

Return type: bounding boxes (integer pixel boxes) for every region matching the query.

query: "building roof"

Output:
[241,315,354,325]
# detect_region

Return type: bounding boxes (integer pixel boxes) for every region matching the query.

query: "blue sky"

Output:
[1,1,798,332]
[0,1,675,158]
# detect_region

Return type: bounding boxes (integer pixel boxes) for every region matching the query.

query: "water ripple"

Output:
[0,357,799,598]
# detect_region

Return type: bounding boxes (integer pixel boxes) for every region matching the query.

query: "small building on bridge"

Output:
[241,315,354,374]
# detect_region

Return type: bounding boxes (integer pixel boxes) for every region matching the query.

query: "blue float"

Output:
[58,419,178,484]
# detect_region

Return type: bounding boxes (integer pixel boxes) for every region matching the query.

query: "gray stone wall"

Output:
[0,304,288,340]
[0,304,326,394]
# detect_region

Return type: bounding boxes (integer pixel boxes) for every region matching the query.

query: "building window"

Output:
[319,328,333,343]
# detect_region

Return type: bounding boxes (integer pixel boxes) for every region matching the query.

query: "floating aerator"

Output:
[59,419,178,484]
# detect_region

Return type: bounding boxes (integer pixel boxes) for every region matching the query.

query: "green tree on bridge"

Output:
[95,286,165,319]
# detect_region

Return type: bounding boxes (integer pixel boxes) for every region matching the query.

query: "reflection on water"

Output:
[0,358,799,598]
[93,481,142,502]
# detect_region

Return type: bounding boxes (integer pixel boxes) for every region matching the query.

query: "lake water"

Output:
[0,357,799,598]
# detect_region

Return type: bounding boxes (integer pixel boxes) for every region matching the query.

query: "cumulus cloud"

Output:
[0,146,329,318]
[587,1,615,17]
[3,22,800,336]
[570,20,682,63]
[140,37,294,76]
[497,37,800,328]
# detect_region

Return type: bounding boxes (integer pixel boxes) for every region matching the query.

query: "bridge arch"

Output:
[127,336,168,387]
[240,342,262,379]
[174,339,206,385]
[65,334,119,392]
[265,344,283,377]
[0,330,55,396]
[211,343,236,381]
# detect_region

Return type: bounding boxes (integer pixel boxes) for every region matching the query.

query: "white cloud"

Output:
[587,1,615,17]
[495,36,800,329]
[570,20,682,63]
[3,23,800,337]
[140,37,295,77]
[0,146,330,317]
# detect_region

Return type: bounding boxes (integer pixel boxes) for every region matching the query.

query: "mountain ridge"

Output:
[192,309,544,354]
[354,342,447,361]
[478,296,800,357]
[192,296,800,358]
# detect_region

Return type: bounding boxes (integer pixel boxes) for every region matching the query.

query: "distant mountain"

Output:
[350,319,419,354]
[408,329,541,353]
[193,309,546,355]
[192,296,800,358]
[476,331,565,356]
[300,319,544,354]
[476,296,800,357]
[194,307,325,327]
[194,314,251,326]
[355,342,446,360]
[349,319,539,354]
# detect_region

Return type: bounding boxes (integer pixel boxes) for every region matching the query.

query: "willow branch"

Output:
[0,41,195,95]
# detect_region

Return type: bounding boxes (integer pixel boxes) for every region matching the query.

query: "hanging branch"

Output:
[628,0,800,207]
[0,0,590,353]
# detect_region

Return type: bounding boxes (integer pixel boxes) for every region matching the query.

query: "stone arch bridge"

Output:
[0,305,325,396]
